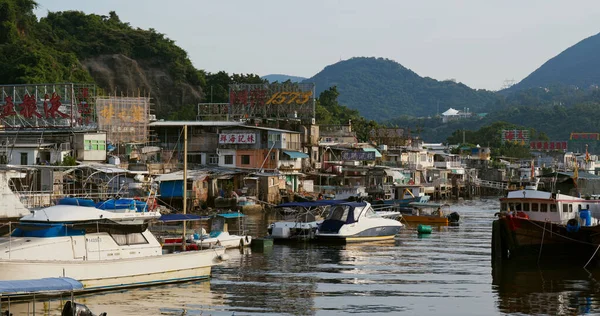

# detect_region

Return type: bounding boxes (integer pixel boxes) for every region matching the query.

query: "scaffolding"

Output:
[96,96,150,145]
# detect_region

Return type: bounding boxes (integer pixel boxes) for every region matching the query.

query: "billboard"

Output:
[341,151,376,161]
[570,133,599,141]
[218,133,256,144]
[198,83,315,121]
[0,83,96,129]
[501,129,530,144]
[529,141,568,151]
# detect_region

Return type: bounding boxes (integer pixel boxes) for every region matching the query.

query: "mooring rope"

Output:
[585,244,600,269]
[538,221,546,265]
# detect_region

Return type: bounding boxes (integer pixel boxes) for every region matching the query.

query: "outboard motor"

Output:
[62,301,107,316]
[447,212,460,224]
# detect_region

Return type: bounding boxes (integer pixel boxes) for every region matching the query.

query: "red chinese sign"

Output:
[0,83,96,129]
[529,141,568,151]
[570,133,599,141]
[501,129,530,143]
[218,133,256,144]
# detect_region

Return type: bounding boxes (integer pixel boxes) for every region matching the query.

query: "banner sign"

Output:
[219,133,256,144]
[501,129,530,143]
[341,151,376,161]
[529,141,568,151]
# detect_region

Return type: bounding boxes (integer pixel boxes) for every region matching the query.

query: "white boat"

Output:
[316,201,404,243]
[192,212,252,249]
[268,200,339,241]
[0,201,226,291]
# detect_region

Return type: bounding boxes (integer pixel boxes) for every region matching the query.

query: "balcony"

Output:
[434,161,462,169]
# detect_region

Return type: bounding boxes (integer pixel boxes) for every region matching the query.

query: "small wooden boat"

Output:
[401,202,460,225]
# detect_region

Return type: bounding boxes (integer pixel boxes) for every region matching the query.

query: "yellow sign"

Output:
[266,91,312,105]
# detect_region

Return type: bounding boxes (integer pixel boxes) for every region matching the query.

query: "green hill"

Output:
[504,32,600,93]
[306,57,500,121]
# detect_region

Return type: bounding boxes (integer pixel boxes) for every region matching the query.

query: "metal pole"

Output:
[182,124,188,252]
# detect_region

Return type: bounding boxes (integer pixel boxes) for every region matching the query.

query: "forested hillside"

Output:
[0,0,263,118]
[306,57,500,121]
[504,32,600,93]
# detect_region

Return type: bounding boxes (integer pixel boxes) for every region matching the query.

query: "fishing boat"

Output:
[401,202,460,225]
[315,201,403,243]
[493,172,600,263]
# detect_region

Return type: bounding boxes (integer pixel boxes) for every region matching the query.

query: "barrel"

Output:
[417,224,432,235]
[580,209,592,226]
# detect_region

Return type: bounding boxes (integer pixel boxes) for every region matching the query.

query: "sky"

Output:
[34,0,600,91]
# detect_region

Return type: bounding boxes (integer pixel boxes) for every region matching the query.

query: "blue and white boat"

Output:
[316,201,403,243]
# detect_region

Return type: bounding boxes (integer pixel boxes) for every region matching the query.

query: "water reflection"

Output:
[493,261,600,315]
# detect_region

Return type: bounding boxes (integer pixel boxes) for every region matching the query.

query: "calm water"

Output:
[5,198,600,315]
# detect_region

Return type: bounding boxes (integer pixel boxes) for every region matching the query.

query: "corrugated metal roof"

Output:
[149,121,244,127]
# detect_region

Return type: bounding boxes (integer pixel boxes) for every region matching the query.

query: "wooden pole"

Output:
[182,124,188,251]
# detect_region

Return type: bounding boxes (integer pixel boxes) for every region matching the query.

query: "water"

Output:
[5,198,600,315]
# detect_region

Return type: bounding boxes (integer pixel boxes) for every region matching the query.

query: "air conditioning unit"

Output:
[313,162,321,169]
[148,114,157,121]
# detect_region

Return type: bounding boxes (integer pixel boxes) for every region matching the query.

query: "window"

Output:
[578,205,582,211]
[208,155,218,165]
[241,155,250,165]
[271,152,276,160]
[0,154,6,164]
[20,152,28,165]
[500,203,506,212]
[532,203,539,212]
[550,204,557,212]
[85,139,106,151]
[562,204,568,213]
[569,204,573,213]
[523,203,530,212]
[111,233,148,246]
[224,155,233,165]
[540,204,548,212]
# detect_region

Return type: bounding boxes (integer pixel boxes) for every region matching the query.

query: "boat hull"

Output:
[316,225,402,244]
[493,214,600,263]
[0,248,225,292]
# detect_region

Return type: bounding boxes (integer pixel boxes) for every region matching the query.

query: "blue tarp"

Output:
[0,277,83,296]
[158,214,210,222]
[283,150,309,159]
[275,200,362,208]
[160,180,184,198]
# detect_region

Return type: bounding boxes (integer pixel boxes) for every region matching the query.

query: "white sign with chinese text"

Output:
[219,133,256,144]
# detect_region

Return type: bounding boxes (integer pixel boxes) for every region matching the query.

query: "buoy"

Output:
[417,224,432,235]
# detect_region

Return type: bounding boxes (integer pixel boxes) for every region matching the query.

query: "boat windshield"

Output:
[328,205,350,222]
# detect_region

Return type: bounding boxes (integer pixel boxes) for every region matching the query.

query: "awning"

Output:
[362,148,382,158]
[283,151,309,159]
[0,277,83,297]
[384,169,405,181]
